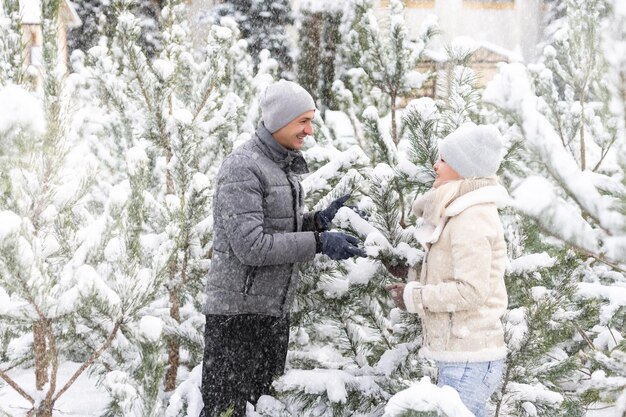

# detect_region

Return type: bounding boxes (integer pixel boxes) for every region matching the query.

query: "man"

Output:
[201,80,366,417]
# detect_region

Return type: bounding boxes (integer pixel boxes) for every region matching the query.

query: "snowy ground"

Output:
[0,363,619,416]
[0,363,109,416]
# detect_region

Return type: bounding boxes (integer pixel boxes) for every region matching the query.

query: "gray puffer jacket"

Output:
[203,123,317,317]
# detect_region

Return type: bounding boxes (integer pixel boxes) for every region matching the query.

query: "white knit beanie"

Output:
[439,122,504,178]
[260,80,316,133]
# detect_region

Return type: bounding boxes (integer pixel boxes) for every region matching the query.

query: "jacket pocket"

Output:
[241,266,257,298]
[423,312,447,348]
[446,313,453,347]
[450,312,471,339]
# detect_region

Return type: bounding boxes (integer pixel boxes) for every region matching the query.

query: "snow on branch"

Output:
[275,368,381,404]
[383,376,474,417]
[577,282,626,325]
[302,147,370,195]
[484,63,626,266]
[511,176,598,253]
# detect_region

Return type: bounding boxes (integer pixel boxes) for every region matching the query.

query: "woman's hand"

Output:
[381,259,409,279]
[385,283,407,310]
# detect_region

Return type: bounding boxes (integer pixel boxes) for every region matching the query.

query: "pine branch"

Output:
[575,323,596,350]
[494,359,513,417]
[538,220,626,273]
[591,132,619,172]
[192,78,216,123]
[526,151,622,245]
[52,316,124,402]
[361,297,393,351]
[120,41,169,148]
[0,369,34,403]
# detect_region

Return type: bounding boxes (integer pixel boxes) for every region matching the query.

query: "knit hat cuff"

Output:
[438,123,504,178]
[261,80,316,133]
[440,141,486,178]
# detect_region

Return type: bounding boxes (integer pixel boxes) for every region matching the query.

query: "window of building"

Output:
[380,0,435,8]
[463,0,514,9]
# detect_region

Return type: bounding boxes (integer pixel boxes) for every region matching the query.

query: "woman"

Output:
[387,122,509,417]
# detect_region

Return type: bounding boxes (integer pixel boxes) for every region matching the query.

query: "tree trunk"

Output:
[391,92,398,144]
[34,399,53,417]
[296,12,322,104]
[578,77,589,171]
[579,124,586,171]
[619,71,626,133]
[579,96,586,171]
[33,320,48,390]
[164,145,179,392]
[164,291,180,392]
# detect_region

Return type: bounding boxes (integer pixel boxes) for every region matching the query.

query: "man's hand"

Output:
[385,283,407,310]
[319,231,367,260]
[316,194,351,231]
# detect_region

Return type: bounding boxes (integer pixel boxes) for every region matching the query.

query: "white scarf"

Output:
[412,177,507,248]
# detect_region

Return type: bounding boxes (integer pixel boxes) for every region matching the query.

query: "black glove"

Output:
[315,194,351,231]
[317,231,367,260]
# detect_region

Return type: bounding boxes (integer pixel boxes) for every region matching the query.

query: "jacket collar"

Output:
[254,122,309,175]
[444,185,509,217]
[415,185,509,248]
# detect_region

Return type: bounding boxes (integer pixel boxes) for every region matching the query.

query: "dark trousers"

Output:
[200,314,290,417]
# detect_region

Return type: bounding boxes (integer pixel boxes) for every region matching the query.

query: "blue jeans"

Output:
[436,360,505,417]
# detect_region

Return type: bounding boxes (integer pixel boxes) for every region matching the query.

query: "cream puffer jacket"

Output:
[403,182,509,363]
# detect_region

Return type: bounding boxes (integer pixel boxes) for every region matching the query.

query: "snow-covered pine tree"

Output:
[319,9,342,113]
[368,40,499,417]
[68,0,162,57]
[434,35,603,416]
[67,0,115,53]
[344,0,436,145]
[483,0,626,415]
[81,0,255,412]
[211,0,294,77]
[295,8,322,104]
[134,0,163,56]
[0,0,25,84]
[535,0,616,172]
[296,1,343,116]
[0,2,153,416]
[493,240,601,416]
[586,0,626,414]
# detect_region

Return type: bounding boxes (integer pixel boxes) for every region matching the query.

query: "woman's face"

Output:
[433,158,462,187]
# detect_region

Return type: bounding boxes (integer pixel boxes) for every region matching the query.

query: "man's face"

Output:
[272,110,315,151]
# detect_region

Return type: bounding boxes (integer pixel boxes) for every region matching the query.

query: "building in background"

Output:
[16,0,81,88]
[377,0,545,61]
[379,0,547,88]
[197,0,545,85]
[193,1,546,62]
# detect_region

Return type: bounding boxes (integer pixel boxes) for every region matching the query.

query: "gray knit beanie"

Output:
[439,122,504,178]
[260,80,316,133]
